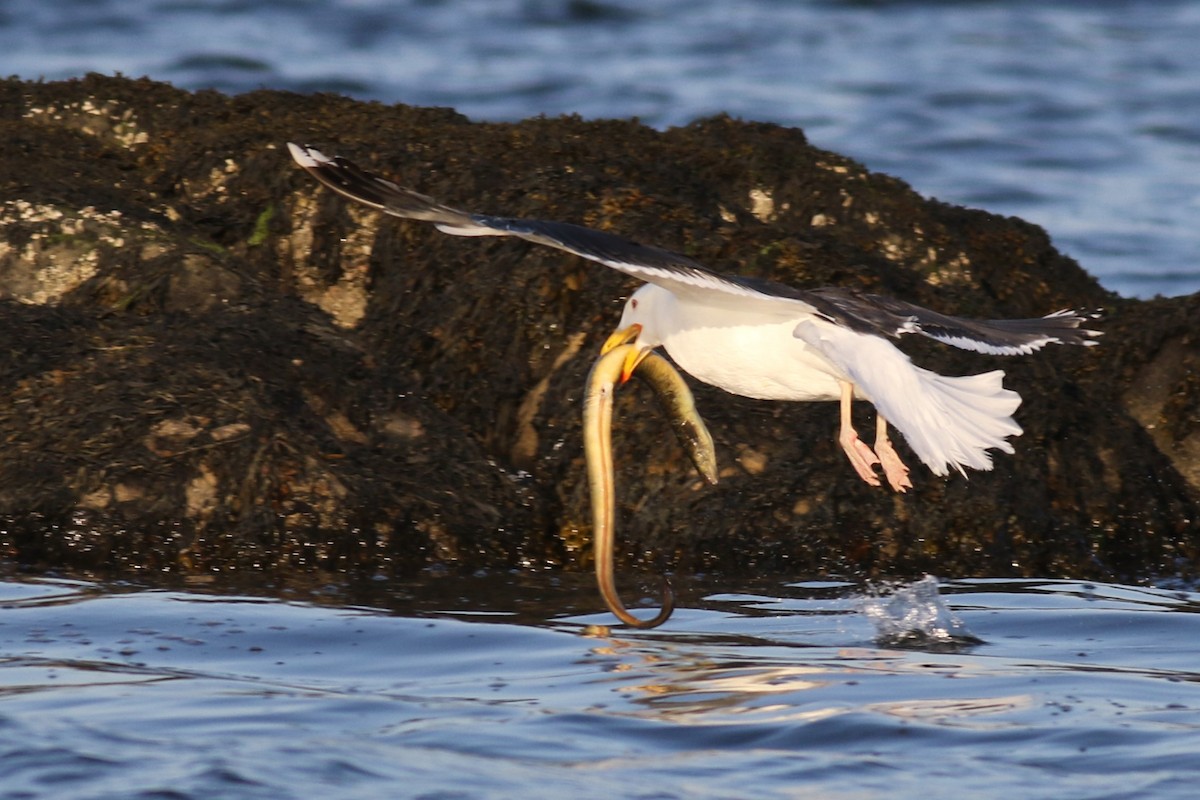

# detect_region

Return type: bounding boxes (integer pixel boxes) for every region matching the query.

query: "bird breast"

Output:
[658,309,849,402]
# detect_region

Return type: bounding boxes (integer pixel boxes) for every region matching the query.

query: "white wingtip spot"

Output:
[287,142,330,168]
[434,223,498,237]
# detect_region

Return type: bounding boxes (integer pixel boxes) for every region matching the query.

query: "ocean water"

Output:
[1,0,1196,298]
[4,573,1200,800]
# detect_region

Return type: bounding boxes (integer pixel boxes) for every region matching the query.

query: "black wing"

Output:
[288,143,1103,352]
[804,287,1102,355]
[287,143,811,310]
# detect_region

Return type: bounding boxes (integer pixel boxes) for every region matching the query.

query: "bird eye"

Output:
[631,299,638,309]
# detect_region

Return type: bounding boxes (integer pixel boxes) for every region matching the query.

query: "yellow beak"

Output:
[600,324,650,384]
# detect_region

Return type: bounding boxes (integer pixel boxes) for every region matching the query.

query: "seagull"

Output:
[287,142,1101,491]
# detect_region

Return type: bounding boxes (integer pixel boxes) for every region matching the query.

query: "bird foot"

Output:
[838,427,882,488]
[874,436,913,493]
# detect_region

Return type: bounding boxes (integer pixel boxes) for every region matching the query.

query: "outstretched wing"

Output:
[802,287,1103,355]
[288,143,1103,353]
[287,143,812,312]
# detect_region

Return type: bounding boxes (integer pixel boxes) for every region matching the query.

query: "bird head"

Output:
[602,284,672,382]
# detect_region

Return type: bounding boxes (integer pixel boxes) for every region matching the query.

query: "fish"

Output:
[582,343,718,629]
[632,352,719,486]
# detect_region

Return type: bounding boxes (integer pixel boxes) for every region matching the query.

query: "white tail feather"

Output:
[899,367,1023,476]
[794,321,1023,477]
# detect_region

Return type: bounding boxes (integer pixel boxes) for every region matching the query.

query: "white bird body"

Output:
[621,283,1022,477]
[626,285,847,402]
[287,142,1101,490]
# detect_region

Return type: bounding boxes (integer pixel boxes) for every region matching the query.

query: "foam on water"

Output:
[858,575,982,647]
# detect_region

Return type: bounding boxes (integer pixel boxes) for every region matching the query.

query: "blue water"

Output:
[1,0,1197,298]
[4,574,1200,799]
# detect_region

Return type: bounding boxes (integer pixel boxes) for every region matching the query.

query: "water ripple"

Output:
[4,573,1199,798]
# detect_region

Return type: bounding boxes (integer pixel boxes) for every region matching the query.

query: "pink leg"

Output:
[838,381,881,487]
[874,415,912,493]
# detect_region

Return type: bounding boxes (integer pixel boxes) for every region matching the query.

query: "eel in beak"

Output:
[600,323,650,384]
[582,341,718,629]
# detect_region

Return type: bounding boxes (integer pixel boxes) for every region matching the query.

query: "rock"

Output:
[0,74,1196,583]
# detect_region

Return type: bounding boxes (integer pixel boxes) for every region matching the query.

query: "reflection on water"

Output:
[4,571,1200,799]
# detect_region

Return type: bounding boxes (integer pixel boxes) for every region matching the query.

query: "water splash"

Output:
[858,575,982,649]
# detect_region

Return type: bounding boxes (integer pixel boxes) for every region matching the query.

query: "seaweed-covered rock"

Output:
[0,74,1196,583]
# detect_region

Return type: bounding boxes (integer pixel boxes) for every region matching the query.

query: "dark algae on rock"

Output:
[0,75,1196,586]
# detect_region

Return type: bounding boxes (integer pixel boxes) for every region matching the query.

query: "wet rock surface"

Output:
[1,74,1196,584]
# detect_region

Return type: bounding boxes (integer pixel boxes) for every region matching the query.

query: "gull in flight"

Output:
[288,142,1101,491]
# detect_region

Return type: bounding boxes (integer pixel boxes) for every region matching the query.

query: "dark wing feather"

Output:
[806,288,1102,355]
[288,143,1103,352]
[288,143,806,308]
